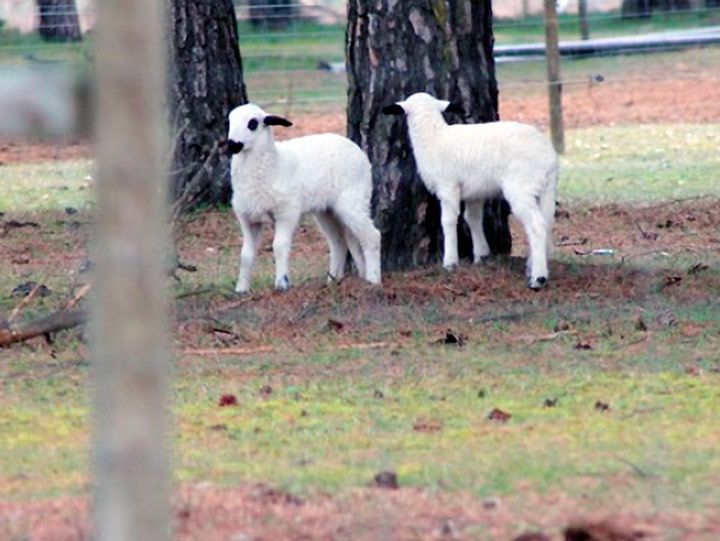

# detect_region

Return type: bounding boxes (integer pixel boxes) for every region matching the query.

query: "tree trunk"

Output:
[92,0,169,536]
[249,0,297,30]
[36,0,82,42]
[622,0,691,18]
[167,0,248,207]
[346,0,510,271]
[578,0,590,40]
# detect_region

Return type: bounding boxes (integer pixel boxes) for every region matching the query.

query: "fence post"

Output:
[91,0,170,538]
[543,0,565,154]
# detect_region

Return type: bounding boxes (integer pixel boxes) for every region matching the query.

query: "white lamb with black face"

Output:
[383,92,559,290]
[227,103,381,293]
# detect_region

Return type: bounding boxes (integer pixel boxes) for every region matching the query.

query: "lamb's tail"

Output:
[539,162,559,256]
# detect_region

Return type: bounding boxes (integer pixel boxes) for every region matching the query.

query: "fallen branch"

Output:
[65,282,92,310]
[0,308,86,347]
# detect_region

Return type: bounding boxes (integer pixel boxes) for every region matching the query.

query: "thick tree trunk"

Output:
[249,0,297,30]
[168,0,248,207]
[36,0,82,42]
[346,0,510,271]
[622,0,691,18]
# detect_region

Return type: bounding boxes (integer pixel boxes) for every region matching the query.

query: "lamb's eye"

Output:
[248,119,259,131]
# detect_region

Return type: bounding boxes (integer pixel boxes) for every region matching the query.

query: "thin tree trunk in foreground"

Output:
[92,0,170,536]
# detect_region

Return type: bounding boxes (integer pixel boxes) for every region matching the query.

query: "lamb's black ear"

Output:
[382,104,405,116]
[445,102,465,115]
[264,115,293,127]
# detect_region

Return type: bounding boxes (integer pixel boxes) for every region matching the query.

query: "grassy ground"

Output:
[1,122,720,538]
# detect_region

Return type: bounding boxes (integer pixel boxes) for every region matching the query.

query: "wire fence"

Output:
[0,1,719,121]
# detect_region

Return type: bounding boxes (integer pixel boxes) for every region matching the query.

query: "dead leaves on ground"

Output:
[217,394,238,407]
[413,418,443,433]
[487,408,512,423]
[371,471,399,490]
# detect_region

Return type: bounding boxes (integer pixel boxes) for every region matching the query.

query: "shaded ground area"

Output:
[172,198,719,353]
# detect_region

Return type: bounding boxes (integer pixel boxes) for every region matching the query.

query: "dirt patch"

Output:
[2,484,718,541]
[0,138,91,165]
[501,74,720,129]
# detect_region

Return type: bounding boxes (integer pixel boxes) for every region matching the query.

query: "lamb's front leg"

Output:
[236,217,262,294]
[272,211,300,291]
[439,192,461,271]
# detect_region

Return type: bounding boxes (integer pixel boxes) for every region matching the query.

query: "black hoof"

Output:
[528,276,548,290]
[274,275,290,292]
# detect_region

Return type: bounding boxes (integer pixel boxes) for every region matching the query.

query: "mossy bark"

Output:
[346,0,510,271]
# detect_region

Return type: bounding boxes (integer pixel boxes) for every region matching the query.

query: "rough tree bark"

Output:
[346,0,510,271]
[168,0,248,206]
[36,0,82,42]
[249,0,297,30]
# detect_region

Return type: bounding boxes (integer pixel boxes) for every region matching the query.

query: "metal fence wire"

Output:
[0,1,718,117]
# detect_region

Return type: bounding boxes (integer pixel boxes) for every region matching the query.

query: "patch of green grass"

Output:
[560,124,720,203]
[2,303,719,507]
[4,123,709,214]
[494,9,720,45]
[0,160,92,213]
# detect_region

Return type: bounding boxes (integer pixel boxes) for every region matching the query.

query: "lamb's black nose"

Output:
[227,140,245,155]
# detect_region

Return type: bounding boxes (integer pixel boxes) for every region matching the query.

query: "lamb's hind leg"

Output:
[344,231,366,280]
[314,211,348,283]
[272,211,301,291]
[333,203,381,285]
[506,194,549,290]
[463,199,490,264]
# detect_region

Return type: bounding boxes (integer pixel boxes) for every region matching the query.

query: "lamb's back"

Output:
[276,133,371,211]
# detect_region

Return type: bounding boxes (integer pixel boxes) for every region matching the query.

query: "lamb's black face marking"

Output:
[227,140,245,155]
[248,118,259,131]
[382,104,405,116]
[263,115,293,127]
[445,102,464,115]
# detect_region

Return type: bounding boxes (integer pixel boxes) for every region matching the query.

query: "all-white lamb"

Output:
[227,103,382,293]
[382,92,558,290]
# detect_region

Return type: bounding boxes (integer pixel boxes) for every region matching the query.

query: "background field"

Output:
[1,5,720,540]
